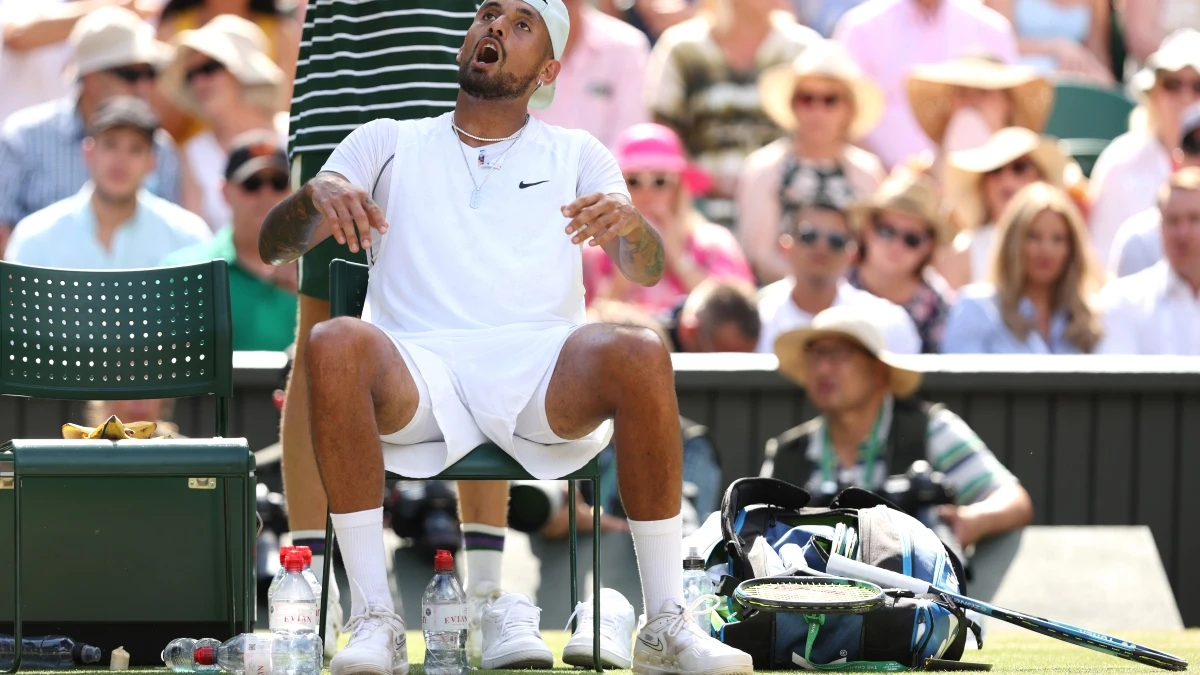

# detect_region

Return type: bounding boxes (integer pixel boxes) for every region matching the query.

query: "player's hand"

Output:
[562,192,642,247]
[307,172,389,254]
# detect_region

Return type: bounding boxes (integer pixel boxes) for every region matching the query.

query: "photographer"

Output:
[761,306,1032,550]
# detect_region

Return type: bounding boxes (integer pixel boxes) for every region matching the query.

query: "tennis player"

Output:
[260,1,754,675]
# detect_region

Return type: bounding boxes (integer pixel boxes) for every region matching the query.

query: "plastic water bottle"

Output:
[297,547,323,603]
[270,550,318,634]
[267,545,295,602]
[0,635,101,669]
[421,549,468,675]
[164,633,322,675]
[682,546,714,633]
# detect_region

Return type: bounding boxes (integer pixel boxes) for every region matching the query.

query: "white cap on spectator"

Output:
[67,7,170,80]
[159,14,283,117]
[1134,29,1200,93]
[521,0,570,110]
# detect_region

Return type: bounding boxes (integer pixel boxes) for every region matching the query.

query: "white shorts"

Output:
[372,323,613,479]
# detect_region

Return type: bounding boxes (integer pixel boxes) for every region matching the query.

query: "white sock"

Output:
[330,507,393,616]
[628,513,684,616]
[461,523,505,594]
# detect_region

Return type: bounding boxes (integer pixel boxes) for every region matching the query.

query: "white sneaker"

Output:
[330,605,409,675]
[466,583,504,665]
[632,599,753,675]
[480,592,554,669]
[324,578,344,658]
[562,588,637,669]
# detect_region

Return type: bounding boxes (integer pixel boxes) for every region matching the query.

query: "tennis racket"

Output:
[825,553,1188,671]
[734,576,885,614]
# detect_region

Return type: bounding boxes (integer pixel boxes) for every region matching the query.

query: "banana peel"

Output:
[61,416,157,440]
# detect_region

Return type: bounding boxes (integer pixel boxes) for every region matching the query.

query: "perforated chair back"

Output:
[330,259,369,319]
[0,261,234,434]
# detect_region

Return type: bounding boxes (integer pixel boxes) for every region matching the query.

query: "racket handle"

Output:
[826,553,931,595]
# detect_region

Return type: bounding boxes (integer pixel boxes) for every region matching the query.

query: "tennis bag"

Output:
[696,477,978,671]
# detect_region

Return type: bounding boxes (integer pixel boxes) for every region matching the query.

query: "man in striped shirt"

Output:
[761,305,1033,549]
[281,0,478,652]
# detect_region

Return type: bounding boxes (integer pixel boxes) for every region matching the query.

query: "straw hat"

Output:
[159,14,283,117]
[944,127,1068,229]
[907,54,1053,144]
[774,305,923,398]
[849,168,952,245]
[612,123,714,195]
[1133,29,1200,95]
[66,7,171,80]
[759,40,885,140]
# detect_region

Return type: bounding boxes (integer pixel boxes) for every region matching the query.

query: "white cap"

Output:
[521,0,570,110]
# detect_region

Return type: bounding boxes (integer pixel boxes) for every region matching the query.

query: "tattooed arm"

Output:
[563,192,665,287]
[259,171,388,265]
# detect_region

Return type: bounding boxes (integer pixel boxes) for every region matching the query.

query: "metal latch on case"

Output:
[189,477,217,489]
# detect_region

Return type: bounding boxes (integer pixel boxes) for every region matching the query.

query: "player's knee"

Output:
[306,317,372,381]
[602,326,673,385]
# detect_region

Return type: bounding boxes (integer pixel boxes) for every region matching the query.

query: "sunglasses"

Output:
[793,91,842,108]
[186,60,226,84]
[1160,75,1200,96]
[986,157,1037,178]
[873,221,930,249]
[795,223,850,251]
[108,66,156,83]
[626,173,678,190]
[240,173,290,193]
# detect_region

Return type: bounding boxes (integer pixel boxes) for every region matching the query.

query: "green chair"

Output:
[0,261,255,671]
[318,259,602,670]
[1044,82,1135,177]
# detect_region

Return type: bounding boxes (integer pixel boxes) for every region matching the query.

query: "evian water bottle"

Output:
[180,633,322,675]
[270,550,317,634]
[421,549,468,675]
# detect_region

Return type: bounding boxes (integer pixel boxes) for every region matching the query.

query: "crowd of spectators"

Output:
[1,0,1200,372]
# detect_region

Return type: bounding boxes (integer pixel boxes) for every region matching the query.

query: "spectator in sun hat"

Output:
[1088,29,1200,268]
[737,39,887,285]
[160,130,297,351]
[0,6,185,255]
[834,0,1018,171]
[755,194,921,355]
[936,127,1070,288]
[5,95,210,270]
[1110,102,1200,278]
[159,14,288,230]
[582,123,754,314]
[763,304,1032,548]
[905,53,1054,174]
[846,168,955,353]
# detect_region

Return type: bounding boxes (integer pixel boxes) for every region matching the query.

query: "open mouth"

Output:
[475,38,502,65]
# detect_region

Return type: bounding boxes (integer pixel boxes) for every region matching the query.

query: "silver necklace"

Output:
[452,115,529,209]
[452,114,528,142]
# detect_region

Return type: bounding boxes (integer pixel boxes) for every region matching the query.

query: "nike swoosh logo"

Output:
[519,180,549,189]
[638,635,664,652]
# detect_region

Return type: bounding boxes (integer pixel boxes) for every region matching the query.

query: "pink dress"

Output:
[583,220,755,314]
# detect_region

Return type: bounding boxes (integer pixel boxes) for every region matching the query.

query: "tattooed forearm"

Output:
[259,183,322,265]
[618,217,666,286]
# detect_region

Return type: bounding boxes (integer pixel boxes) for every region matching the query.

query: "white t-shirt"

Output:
[755,278,922,354]
[1109,207,1164,278]
[1096,260,1200,355]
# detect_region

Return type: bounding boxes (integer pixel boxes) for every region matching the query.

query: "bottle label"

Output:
[243,636,272,675]
[421,602,468,630]
[271,601,318,631]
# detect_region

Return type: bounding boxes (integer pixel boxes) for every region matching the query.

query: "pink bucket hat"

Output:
[612,123,714,196]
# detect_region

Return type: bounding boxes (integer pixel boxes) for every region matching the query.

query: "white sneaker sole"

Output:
[480,647,555,670]
[632,655,753,675]
[330,660,409,675]
[562,642,633,670]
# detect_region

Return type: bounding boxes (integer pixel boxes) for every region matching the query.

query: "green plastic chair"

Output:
[1044,82,1134,176]
[0,261,255,672]
[318,259,603,670]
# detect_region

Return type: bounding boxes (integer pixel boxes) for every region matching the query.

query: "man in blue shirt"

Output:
[5,96,209,269]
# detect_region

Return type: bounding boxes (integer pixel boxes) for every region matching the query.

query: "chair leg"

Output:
[568,480,579,626]
[319,512,334,648]
[6,471,22,673]
[592,477,602,672]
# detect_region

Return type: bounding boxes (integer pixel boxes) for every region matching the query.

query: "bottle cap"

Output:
[194,646,216,666]
[434,549,455,571]
[301,548,313,565]
[683,546,705,570]
[284,550,305,572]
[278,545,294,566]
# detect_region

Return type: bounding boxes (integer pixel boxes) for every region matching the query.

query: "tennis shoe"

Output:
[330,604,408,675]
[632,598,752,675]
[467,582,504,664]
[480,592,554,669]
[562,588,637,669]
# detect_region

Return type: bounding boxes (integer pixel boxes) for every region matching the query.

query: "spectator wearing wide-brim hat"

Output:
[738,39,887,285]
[159,14,287,230]
[845,169,954,354]
[937,127,1070,288]
[1088,29,1200,270]
[906,54,1054,169]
